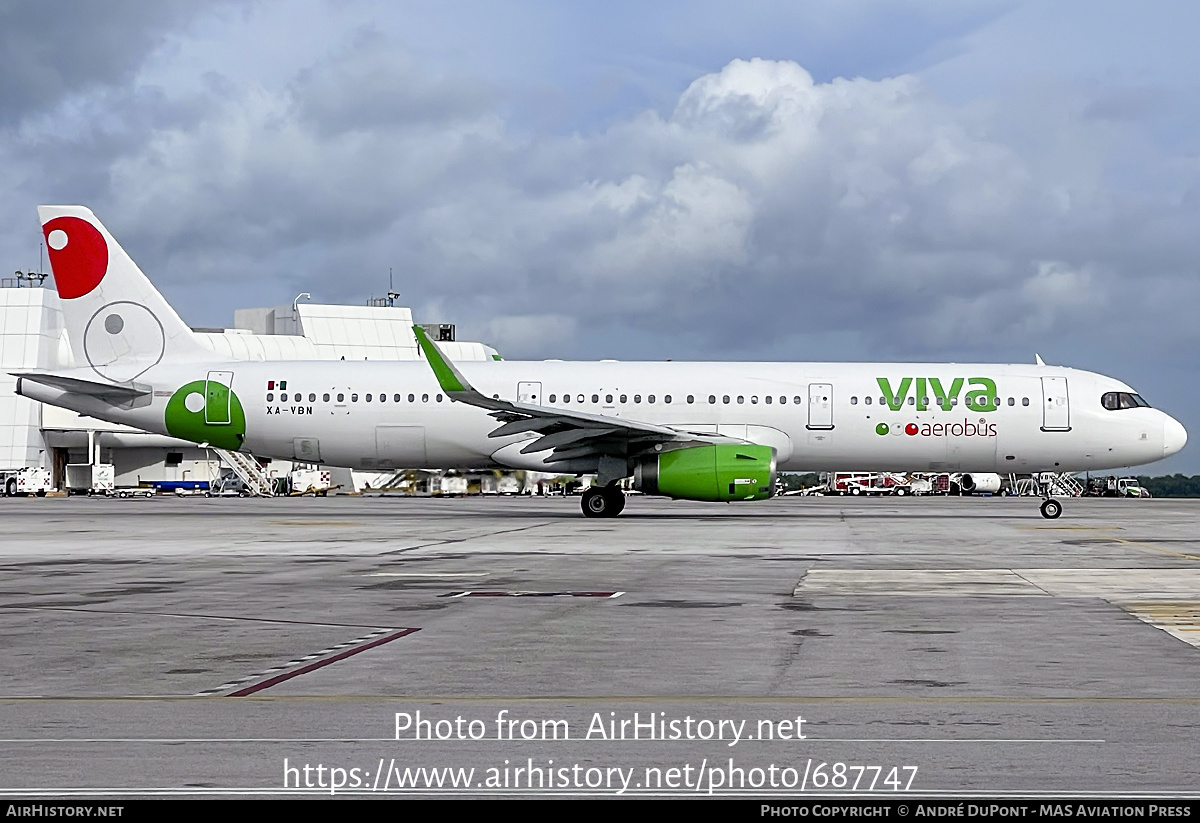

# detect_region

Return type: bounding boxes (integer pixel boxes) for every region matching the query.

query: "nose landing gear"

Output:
[1039,498,1062,519]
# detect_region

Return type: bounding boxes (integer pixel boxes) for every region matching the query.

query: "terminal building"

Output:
[0,278,500,493]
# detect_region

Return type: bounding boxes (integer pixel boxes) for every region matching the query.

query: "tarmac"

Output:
[2,493,1199,797]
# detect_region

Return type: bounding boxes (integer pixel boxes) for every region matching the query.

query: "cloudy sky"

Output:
[2,0,1198,470]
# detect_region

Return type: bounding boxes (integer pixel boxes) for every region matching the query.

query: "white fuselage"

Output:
[21,358,1185,474]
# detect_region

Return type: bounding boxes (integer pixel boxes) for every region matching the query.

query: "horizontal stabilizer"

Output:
[13,372,150,399]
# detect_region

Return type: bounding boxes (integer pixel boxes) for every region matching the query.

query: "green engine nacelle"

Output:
[632,444,777,502]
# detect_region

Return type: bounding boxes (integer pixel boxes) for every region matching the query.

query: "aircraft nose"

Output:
[1164,416,1188,457]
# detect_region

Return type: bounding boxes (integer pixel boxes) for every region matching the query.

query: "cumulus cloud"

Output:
[0,1,231,127]
[4,23,1198,379]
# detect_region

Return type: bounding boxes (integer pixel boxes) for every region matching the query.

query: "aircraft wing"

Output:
[412,326,739,462]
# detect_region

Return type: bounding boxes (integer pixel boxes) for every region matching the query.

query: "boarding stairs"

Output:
[214,448,276,497]
[379,470,410,491]
[1037,472,1086,498]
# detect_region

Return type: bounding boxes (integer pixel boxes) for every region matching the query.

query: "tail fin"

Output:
[38,206,208,382]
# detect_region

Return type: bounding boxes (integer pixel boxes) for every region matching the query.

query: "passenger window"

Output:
[592,394,599,403]
[864,396,871,405]
[366,394,372,402]
[1008,397,1014,406]
[664,395,672,404]
[408,394,414,402]
[765,396,773,404]
[723,396,730,404]
[1022,397,1029,406]
[309,393,316,402]
[436,394,443,402]
[549,394,556,403]
[577,394,584,403]
[266,393,274,402]
[780,396,787,404]
[687,395,694,404]
[620,394,627,403]
[907,397,914,405]
[737,396,744,404]
[634,395,641,403]
[337,393,345,402]
[648,395,656,404]
[281,393,288,402]
[394,394,401,402]
[751,396,758,404]
[422,394,429,402]
[850,396,858,405]
[794,396,802,405]
[606,394,613,403]
[322,393,330,402]
[709,395,716,404]
[351,393,359,402]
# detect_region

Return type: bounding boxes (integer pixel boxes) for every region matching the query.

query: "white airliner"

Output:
[16,206,1186,519]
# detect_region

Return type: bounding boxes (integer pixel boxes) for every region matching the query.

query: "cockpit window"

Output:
[1101,392,1151,411]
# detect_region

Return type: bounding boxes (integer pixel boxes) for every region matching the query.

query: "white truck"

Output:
[65,463,116,496]
[1,467,53,497]
[289,468,333,496]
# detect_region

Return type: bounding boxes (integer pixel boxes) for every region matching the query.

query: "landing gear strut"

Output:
[581,485,626,518]
[1039,498,1062,519]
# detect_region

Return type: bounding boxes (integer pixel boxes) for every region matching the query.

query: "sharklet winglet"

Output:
[413,325,474,397]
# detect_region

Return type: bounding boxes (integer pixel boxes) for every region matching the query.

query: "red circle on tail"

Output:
[42,216,109,299]
[905,423,919,435]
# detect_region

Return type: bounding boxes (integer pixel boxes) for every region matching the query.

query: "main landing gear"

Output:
[581,485,626,518]
[1039,498,1062,519]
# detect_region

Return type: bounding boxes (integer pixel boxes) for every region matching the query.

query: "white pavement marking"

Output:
[366,572,489,577]
[194,629,394,696]
[1122,603,1200,649]
[794,568,1200,600]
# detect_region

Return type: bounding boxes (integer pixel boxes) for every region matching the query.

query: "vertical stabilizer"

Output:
[38,206,208,382]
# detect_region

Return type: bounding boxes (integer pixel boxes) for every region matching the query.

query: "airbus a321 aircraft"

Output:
[16,207,1187,519]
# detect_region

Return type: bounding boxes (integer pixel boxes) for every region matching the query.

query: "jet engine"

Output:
[959,472,1002,494]
[632,444,777,502]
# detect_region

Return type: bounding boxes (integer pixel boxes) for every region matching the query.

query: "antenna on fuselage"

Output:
[1035,353,1046,366]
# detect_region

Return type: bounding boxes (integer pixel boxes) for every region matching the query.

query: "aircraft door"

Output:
[517,382,542,405]
[807,383,834,430]
[204,371,234,425]
[376,426,428,468]
[1041,377,1070,431]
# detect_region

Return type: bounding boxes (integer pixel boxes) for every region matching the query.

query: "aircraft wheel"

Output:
[1040,499,1062,519]
[581,487,613,518]
[603,486,626,516]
